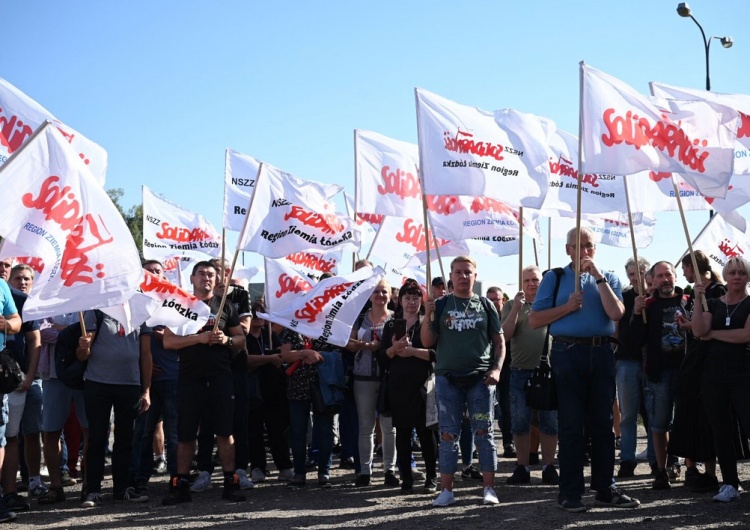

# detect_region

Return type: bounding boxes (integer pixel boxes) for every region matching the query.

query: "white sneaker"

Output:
[251,468,266,483]
[411,467,426,481]
[482,486,499,505]
[81,492,103,507]
[190,471,212,492]
[236,469,254,490]
[432,489,456,507]
[713,484,740,502]
[278,468,295,481]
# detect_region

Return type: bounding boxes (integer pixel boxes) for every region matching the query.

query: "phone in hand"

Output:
[393,319,407,340]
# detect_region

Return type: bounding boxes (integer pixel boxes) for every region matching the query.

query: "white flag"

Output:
[580,63,739,197]
[383,265,428,298]
[259,266,385,347]
[689,213,750,269]
[223,149,260,231]
[264,258,317,314]
[142,186,222,260]
[140,270,212,335]
[0,122,141,319]
[650,81,750,175]
[281,250,342,277]
[238,163,361,258]
[428,196,539,242]
[0,77,108,185]
[416,88,549,208]
[550,212,656,249]
[368,217,453,269]
[355,130,423,219]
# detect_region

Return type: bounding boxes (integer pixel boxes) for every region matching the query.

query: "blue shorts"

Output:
[509,368,558,436]
[42,378,88,432]
[21,379,43,435]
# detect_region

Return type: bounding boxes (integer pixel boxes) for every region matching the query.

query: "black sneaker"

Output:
[617,461,636,478]
[423,478,438,493]
[2,493,29,512]
[461,465,482,480]
[162,478,192,505]
[354,474,370,487]
[558,497,587,513]
[384,471,400,487]
[506,465,531,485]
[542,465,559,485]
[653,469,671,490]
[503,443,517,458]
[400,484,414,495]
[287,479,307,489]
[689,471,719,493]
[594,486,640,508]
[116,487,149,503]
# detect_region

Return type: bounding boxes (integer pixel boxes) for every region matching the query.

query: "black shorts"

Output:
[177,373,235,442]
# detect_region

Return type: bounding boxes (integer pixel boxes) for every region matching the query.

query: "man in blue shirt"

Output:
[530,228,639,513]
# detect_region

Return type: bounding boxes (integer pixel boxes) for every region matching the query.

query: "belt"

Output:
[553,336,619,347]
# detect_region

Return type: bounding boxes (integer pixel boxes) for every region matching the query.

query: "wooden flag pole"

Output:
[547,217,552,271]
[533,239,539,268]
[220,228,226,285]
[574,62,585,293]
[672,176,708,311]
[78,311,87,336]
[352,130,361,270]
[430,233,446,284]
[518,207,524,291]
[623,177,646,323]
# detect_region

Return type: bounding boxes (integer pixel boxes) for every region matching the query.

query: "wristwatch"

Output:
[596,277,607,285]
[227,337,234,348]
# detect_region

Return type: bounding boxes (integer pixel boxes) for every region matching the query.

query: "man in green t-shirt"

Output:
[501,265,559,487]
[421,256,504,507]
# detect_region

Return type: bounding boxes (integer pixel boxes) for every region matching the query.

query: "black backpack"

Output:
[55,310,104,390]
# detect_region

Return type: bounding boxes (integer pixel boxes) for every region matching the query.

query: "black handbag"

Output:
[524,355,557,411]
[0,325,24,394]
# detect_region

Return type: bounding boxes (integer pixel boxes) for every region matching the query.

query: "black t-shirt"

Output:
[226,287,251,372]
[178,296,240,379]
[617,288,643,362]
[247,328,282,397]
[706,296,750,360]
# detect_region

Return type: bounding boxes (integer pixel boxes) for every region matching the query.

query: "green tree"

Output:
[107,188,143,261]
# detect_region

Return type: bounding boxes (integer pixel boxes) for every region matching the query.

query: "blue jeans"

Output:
[616,360,653,464]
[289,400,333,479]
[644,369,678,434]
[435,375,496,474]
[509,369,558,435]
[550,340,616,500]
[137,380,178,481]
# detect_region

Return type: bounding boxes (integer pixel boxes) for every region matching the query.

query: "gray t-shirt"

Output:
[84,311,142,386]
[501,302,549,370]
[431,294,501,375]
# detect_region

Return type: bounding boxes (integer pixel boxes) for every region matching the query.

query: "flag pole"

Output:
[78,311,87,336]
[352,130,361,270]
[623,177,646,323]
[220,228,226,285]
[414,89,433,316]
[431,232,446,284]
[0,121,52,180]
[214,163,263,332]
[518,207,524,291]
[364,222,383,261]
[574,61,586,293]
[533,239,539,268]
[672,176,708,311]
[547,217,551,271]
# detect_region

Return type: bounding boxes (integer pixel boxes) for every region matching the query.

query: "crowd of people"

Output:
[0,226,748,522]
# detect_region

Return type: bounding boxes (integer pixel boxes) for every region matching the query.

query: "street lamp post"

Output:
[676,3,733,91]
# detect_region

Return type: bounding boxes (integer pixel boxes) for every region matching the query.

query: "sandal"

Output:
[38,486,66,505]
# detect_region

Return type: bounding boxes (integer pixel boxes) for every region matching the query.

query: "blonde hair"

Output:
[450,255,477,271]
[722,257,750,280]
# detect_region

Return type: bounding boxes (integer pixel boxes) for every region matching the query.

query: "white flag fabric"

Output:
[264,258,317,314]
[383,265,428,298]
[355,130,423,219]
[0,78,108,185]
[580,63,739,198]
[690,213,750,269]
[368,217,454,269]
[140,270,212,335]
[258,266,385,347]
[428,196,540,242]
[465,236,519,258]
[142,186,222,260]
[344,193,379,252]
[650,81,750,175]
[550,212,656,249]
[0,122,141,319]
[282,250,342,277]
[416,88,549,208]
[238,163,361,258]
[223,149,260,231]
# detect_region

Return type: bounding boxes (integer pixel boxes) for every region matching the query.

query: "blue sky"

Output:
[4,0,749,292]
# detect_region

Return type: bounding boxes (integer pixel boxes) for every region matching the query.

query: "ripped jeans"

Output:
[435,374,497,475]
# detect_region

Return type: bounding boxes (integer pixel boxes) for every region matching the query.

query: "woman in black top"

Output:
[692,257,750,502]
[378,279,437,494]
